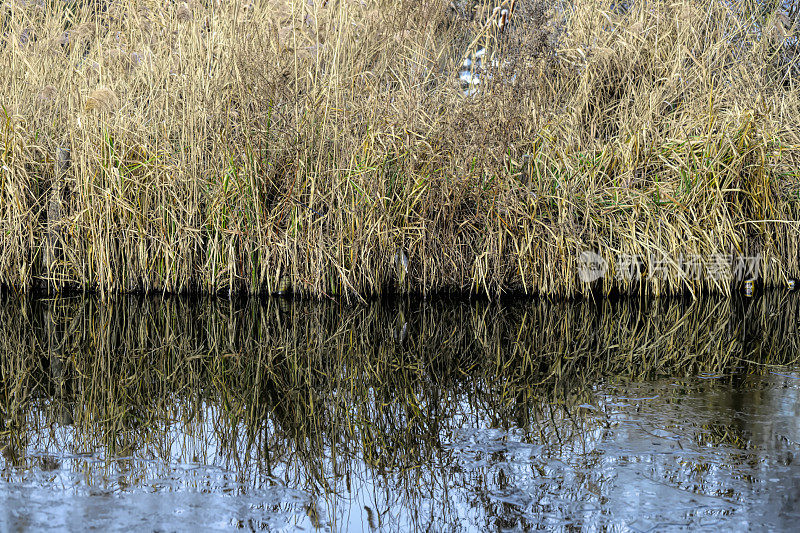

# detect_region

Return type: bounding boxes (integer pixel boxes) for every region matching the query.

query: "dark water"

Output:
[1,294,800,531]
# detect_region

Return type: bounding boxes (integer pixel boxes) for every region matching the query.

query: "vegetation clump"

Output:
[1,0,799,297]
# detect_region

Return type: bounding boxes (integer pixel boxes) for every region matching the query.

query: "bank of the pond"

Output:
[2,0,800,297]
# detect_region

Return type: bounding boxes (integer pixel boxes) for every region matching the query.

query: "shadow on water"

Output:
[1,293,800,531]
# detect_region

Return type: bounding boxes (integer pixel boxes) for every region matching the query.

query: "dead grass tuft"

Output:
[177,2,193,23]
[84,87,119,113]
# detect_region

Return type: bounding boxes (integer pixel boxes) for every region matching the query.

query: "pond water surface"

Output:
[1,294,799,531]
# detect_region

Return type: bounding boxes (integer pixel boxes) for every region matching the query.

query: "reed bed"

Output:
[1,294,799,527]
[1,0,800,297]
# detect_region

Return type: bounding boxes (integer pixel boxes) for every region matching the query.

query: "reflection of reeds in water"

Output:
[1,294,799,528]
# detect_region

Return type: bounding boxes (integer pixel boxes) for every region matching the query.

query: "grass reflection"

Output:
[1,293,799,529]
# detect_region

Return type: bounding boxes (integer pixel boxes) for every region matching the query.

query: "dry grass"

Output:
[1,0,800,297]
